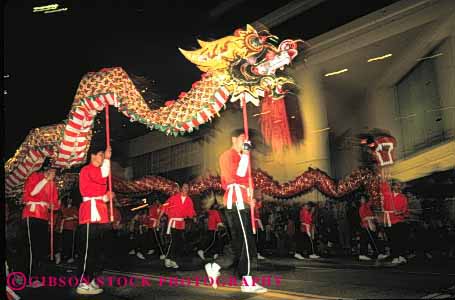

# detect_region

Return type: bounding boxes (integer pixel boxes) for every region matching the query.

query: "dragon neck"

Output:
[134,73,231,135]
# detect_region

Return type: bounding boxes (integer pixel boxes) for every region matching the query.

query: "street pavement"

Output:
[10,253,455,299]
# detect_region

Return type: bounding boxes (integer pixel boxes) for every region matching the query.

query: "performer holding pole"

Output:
[22,159,59,288]
[161,183,196,269]
[358,196,388,262]
[147,199,164,257]
[75,146,112,295]
[381,179,409,265]
[295,202,320,260]
[197,203,225,260]
[204,129,267,293]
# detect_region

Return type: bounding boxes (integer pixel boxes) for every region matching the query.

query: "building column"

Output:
[297,67,332,176]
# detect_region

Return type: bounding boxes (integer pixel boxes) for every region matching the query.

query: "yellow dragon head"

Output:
[179,24,302,103]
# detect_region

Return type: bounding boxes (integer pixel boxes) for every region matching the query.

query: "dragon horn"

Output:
[197,39,209,47]
[178,47,200,63]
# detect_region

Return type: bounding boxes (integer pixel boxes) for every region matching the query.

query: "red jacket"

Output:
[219,148,253,208]
[359,201,375,229]
[300,207,313,233]
[78,162,109,224]
[381,181,409,225]
[22,172,60,221]
[162,193,196,231]
[60,206,79,231]
[207,210,223,231]
[148,204,161,228]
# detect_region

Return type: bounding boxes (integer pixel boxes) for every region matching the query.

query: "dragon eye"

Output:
[245,34,263,51]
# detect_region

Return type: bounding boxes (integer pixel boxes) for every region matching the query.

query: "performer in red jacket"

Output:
[205,129,267,293]
[381,179,409,265]
[22,159,59,287]
[295,202,320,260]
[146,199,163,257]
[197,202,225,260]
[358,196,387,261]
[75,146,112,295]
[161,183,196,269]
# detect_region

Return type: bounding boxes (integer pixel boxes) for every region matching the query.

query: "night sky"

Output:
[3,0,400,161]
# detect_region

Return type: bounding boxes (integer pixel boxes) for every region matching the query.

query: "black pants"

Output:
[25,217,49,277]
[77,223,109,280]
[224,205,257,278]
[62,229,76,259]
[359,228,383,256]
[386,222,408,259]
[201,230,224,255]
[296,230,313,255]
[54,231,63,255]
[168,229,184,262]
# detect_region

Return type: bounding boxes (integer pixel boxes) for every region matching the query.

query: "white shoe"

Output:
[294,253,305,260]
[67,258,75,263]
[378,254,389,260]
[213,253,219,259]
[28,279,44,288]
[197,250,205,260]
[241,276,268,293]
[159,254,166,260]
[204,262,221,289]
[164,258,179,268]
[391,258,401,265]
[129,249,136,255]
[359,255,372,261]
[398,256,407,264]
[309,254,320,259]
[136,252,146,260]
[147,249,155,255]
[55,253,61,264]
[76,282,103,295]
[257,253,266,260]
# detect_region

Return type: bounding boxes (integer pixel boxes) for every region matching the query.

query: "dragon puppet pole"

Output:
[105,105,114,222]
[241,95,256,235]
